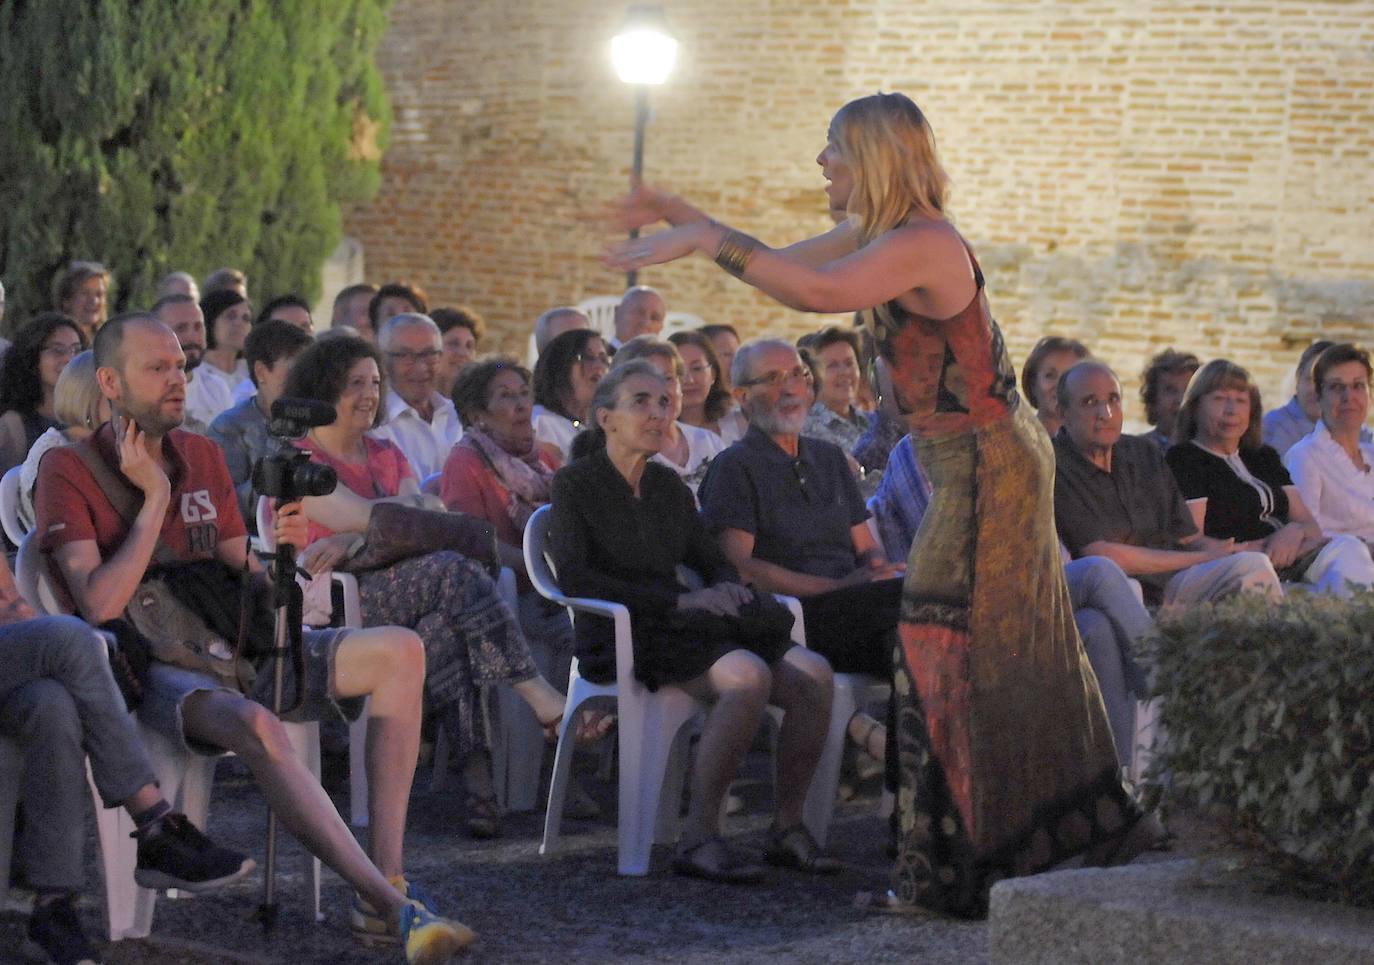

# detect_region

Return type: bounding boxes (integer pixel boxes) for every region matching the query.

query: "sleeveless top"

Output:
[872,242,1020,438]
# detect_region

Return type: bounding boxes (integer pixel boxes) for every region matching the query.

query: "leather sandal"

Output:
[763,824,843,876]
[672,836,765,885]
[462,788,500,840]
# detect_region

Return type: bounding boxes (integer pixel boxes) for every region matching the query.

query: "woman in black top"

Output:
[549,360,839,883]
[0,313,87,474]
[1166,359,1374,594]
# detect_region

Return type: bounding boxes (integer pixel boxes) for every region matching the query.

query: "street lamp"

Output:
[612,5,678,288]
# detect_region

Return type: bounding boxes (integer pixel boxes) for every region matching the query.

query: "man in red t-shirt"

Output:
[36,313,472,960]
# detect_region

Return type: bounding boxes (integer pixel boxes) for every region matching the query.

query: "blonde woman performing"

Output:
[606,91,1161,917]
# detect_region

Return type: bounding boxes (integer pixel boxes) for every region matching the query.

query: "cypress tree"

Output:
[0,0,392,329]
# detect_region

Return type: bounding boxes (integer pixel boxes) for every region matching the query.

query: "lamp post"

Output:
[612,5,677,288]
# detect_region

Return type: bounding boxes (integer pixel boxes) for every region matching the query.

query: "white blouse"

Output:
[1283,421,1374,543]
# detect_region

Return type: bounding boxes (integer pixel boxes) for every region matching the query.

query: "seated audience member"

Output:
[157,270,200,301]
[699,323,741,391]
[368,282,428,337]
[0,313,87,473]
[52,260,110,343]
[256,293,315,333]
[699,339,903,768]
[1168,359,1374,596]
[1285,343,1374,546]
[440,357,577,699]
[432,306,484,399]
[200,289,253,390]
[19,351,107,532]
[610,286,666,351]
[332,282,380,342]
[368,313,463,480]
[531,328,611,464]
[532,306,591,358]
[1138,348,1200,452]
[549,360,838,882]
[669,329,749,443]
[611,337,725,496]
[284,335,574,840]
[152,294,221,433]
[1264,340,1335,456]
[37,313,473,960]
[1053,360,1281,606]
[798,326,869,455]
[207,320,315,523]
[201,266,247,300]
[1020,335,1089,438]
[1,557,254,965]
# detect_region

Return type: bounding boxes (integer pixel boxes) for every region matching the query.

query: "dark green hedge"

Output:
[1143,590,1374,907]
[0,0,393,329]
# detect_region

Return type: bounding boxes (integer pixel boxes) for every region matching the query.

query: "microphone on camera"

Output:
[268,397,337,438]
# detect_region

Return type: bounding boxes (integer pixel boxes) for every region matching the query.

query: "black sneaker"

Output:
[25,894,100,965]
[133,813,256,892]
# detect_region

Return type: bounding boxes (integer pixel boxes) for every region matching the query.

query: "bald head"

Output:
[1058,360,1124,453]
[534,307,591,355]
[614,286,666,343]
[94,312,166,373]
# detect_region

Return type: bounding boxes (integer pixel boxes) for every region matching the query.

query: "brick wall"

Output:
[344,0,1374,419]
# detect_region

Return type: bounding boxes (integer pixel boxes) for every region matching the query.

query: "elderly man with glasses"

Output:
[698,338,906,784]
[369,313,464,479]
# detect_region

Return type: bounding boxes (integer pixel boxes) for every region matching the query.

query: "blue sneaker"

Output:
[400,901,475,963]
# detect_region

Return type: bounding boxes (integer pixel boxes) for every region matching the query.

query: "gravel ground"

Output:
[2,752,991,964]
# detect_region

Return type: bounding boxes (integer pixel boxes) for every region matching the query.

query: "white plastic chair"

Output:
[17,532,324,934]
[662,311,705,337]
[574,295,620,343]
[525,505,854,873]
[1,464,27,546]
[257,496,369,827]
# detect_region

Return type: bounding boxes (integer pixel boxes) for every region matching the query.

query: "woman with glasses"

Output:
[668,329,748,443]
[1285,344,1374,551]
[0,313,88,474]
[284,335,576,839]
[607,91,1154,916]
[531,328,611,465]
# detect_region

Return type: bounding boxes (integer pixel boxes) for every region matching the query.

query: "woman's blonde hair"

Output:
[53,350,103,430]
[830,92,949,247]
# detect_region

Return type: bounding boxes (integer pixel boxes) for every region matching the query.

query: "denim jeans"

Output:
[0,615,157,890]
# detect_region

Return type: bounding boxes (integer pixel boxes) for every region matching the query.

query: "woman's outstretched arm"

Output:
[612,184,859,269]
[605,215,969,315]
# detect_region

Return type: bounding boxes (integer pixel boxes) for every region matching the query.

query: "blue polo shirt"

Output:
[699,425,868,580]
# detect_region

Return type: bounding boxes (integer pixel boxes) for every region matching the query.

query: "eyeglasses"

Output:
[683,362,713,380]
[576,351,612,369]
[41,343,83,360]
[738,366,814,391]
[387,349,441,366]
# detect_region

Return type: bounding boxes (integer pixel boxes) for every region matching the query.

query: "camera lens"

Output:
[292,462,337,498]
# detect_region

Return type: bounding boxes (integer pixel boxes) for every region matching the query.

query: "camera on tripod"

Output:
[251,398,339,502]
